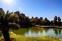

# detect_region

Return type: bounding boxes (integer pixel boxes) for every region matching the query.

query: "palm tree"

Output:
[0,8,20,41]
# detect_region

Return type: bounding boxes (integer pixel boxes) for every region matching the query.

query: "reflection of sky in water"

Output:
[25,28,62,39]
[47,29,62,39]
[25,30,47,37]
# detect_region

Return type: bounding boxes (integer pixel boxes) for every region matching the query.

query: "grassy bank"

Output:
[0,31,61,41]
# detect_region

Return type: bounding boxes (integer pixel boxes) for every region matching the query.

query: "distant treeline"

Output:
[0,8,62,28]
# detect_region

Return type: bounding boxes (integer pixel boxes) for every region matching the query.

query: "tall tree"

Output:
[40,17,43,20]
[0,8,20,41]
[57,17,61,26]
[54,16,57,25]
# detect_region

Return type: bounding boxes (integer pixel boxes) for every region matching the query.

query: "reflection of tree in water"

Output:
[12,28,29,35]
[30,27,49,33]
[30,27,41,33]
[59,29,61,34]
[53,29,61,35]
[54,29,58,35]
[43,28,49,33]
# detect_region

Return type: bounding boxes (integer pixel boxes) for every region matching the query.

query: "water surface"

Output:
[13,27,62,39]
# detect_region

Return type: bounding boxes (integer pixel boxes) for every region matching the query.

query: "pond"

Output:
[13,27,62,39]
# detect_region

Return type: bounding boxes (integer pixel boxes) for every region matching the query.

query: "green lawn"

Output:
[0,31,61,41]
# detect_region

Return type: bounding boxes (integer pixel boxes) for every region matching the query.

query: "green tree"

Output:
[54,16,57,25]
[0,8,20,41]
[30,17,36,26]
[50,21,54,25]
[39,17,43,25]
[44,18,50,25]
[57,17,61,26]
[40,17,43,20]
[35,17,41,25]
[23,16,30,27]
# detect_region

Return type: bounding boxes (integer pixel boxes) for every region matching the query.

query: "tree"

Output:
[54,16,57,25]
[35,17,40,25]
[14,11,20,15]
[57,17,61,26]
[23,16,31,27]
[50,20,54,25]
[40,20,45,25]
[40,17,43,20]
[39,17,43,25]
[44,18,50,25]
[30,17,36,26]
[0,8,20,41]
[31,16,34,19]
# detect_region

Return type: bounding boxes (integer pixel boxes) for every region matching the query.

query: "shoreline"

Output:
[35,25,62,29]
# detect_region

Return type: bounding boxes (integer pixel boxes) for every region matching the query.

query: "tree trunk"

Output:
[2,29,11,41]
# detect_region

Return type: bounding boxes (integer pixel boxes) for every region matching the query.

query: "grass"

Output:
[0,31,61,41]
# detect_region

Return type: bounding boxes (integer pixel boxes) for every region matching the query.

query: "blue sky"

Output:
[0,0,62,20]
